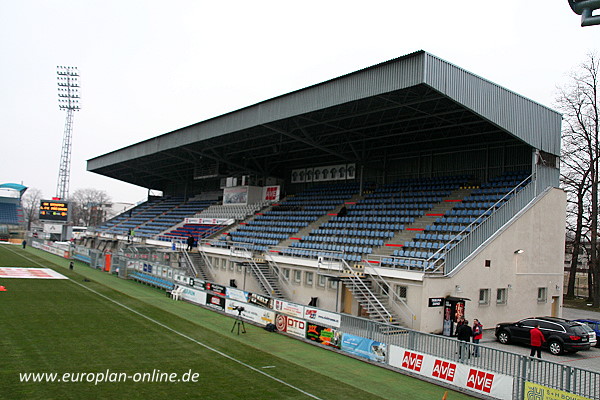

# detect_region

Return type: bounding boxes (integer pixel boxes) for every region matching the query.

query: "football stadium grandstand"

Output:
[80,50,564,334]
[0,183,26,242]
[24,50,596,400]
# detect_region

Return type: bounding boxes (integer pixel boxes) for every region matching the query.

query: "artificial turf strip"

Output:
[0,244,475,399]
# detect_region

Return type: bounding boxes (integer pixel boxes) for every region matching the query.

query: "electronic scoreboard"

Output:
[39,200,70,222]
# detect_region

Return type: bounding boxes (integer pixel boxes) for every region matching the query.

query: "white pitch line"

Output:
[6,247,323,400]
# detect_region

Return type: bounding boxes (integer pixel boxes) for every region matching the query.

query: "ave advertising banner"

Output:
[275,314,307,339]
[340,333,387,363]
[389,345,514,400]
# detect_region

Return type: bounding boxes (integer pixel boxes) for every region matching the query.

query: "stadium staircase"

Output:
[336,262,410,332]
[183,250,213,281]
[198,242,289,299]
[246,258,288,299]
[375,187,473,257]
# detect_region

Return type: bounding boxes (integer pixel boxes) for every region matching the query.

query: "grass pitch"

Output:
[0,244,474,400]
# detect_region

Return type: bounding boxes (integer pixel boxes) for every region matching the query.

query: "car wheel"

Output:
[497,330,511,344]
[548,341,563,355]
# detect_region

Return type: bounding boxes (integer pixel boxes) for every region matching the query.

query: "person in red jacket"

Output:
[530,324,546,358]
[472,319,483,357]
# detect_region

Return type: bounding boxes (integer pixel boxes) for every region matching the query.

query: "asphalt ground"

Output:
[478,308,600,372]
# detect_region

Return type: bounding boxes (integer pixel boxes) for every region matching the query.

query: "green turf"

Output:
[0,244,475,399]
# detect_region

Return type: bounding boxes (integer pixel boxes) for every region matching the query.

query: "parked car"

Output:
[495,316,591,355]
[574,323,597,347]
[573,319,600,347]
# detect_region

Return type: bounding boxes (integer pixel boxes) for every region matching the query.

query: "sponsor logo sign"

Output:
[225,300,274,326]
[428,297,444,307]
[248,292,272,308]
[340,333,386,363]
[31,240,70,258]
[0,267,68,280]
[273,299,304,318]
[389,346,513,400]
[263,186,280,201]
[524,382,593,400]
[180,286,207,305]
[184,217,234,225]
[205,294,225,311]
[275,314,306,339]
[432,360,456,382]
[305,323,341,349]
[226,287,249,303]
[205,282,226,296]
[304,307,341,328]
[401,351,424,371]
[466,369,494,393]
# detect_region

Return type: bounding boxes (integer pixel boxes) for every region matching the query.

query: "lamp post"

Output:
[56,66,80,200]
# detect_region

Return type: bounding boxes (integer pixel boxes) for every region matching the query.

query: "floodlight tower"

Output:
[56,66,80,200]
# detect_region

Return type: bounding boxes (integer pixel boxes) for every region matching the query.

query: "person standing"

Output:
[69,261,74,270]
[186,235,195,251]
[456,319,473,360]
[472,319,483,357]
[530,324,546,359]
[22,239,27,249]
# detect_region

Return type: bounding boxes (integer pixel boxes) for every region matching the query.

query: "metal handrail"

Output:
[181,250,200,278]
[426,175,533,272]
[367,265,416,328]
[246,257,278,297]
[263,252,294,298]
[338,259,395,323]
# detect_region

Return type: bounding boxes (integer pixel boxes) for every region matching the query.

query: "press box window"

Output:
[479,288,490,305]
[496,288,507,305]
[537,287,547,303]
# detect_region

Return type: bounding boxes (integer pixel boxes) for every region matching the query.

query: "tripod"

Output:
[231,312,246,335]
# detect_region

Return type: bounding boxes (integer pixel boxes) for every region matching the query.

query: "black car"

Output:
[495,316,591,355]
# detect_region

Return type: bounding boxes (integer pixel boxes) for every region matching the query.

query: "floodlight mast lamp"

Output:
[56,66,80,200]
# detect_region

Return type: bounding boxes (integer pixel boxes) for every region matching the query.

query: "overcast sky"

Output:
[0,1,598,204]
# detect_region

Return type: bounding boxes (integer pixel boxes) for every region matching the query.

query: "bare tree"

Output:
[557,52,600,306]
[69,188,112,227]
[20,187,44,231]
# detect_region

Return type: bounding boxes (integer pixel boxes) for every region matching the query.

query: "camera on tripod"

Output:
[233,305,245,314]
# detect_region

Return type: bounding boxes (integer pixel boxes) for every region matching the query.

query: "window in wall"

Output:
[318,274,327,287]
[329,279,338,290]
[479,288,490,305]
[395,285,407,300]
[496,288,507,305]
[282,268,290,280]
[294,270,302,283]
[537,287,548,303]
[305,272,314,286]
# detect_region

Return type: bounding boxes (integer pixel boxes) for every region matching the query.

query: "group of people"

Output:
[455,318,484,359]
[456,318,546,359]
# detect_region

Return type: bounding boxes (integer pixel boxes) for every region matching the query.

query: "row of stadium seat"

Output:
[129,272,174,290]
[299,236,385,246]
